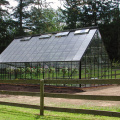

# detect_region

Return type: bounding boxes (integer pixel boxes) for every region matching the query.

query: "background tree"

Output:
[12,0,62,36]
[28,7,63,34]
[0,0,9,15]
[12,0,34,36]
[60,0,83,29]
[61,0,118,27]
[0,0,15,53]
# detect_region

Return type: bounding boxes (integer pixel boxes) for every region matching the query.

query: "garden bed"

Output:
[0,83,114,93]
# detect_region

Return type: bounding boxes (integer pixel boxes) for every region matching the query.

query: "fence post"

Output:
[40,79,44,116]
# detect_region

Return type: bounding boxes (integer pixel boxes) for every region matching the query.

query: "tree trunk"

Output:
[118,18,120,60]
[20,0,23,34]
[117,1,120,60]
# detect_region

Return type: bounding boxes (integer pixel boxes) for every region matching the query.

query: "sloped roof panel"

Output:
[0,55,2,62]
[0,28,97,62]
[73,29,97,61]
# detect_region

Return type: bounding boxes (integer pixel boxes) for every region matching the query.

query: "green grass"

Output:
[0,105,120,120]
[0,72,79,80]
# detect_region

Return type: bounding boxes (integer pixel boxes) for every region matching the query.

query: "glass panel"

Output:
[73,29,97,61]
[50,52,62,61]
[39,34,52,39]
[57,52,70,61]
[74,29,89,35]
[65,51,77,61]
[20,36,31,41]
[55,31,69,37]
[45,53,55,61]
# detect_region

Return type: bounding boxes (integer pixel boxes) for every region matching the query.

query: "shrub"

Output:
[62,67,68,74]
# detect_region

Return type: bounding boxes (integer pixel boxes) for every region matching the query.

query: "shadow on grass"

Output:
[35,115,79,120]
[0,108,80,120]
[0,108,33,117]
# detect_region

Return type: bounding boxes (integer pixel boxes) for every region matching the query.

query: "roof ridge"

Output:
[14,26,98,39]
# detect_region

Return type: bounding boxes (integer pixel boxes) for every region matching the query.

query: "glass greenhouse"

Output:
[0,26,112,87]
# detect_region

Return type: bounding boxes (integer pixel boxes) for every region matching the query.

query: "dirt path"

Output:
[0,85,120,108]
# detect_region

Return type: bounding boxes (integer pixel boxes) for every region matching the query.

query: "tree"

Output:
[0,17,15,53]
[0,0,13,53]
[86,0,118,25]
[12,0,34,36]
[28,7,63,34]
[12,0,62,36]
[24,0,63,34]
[61,0,118,28]
[60,0,83,29]
[0,0,9,16]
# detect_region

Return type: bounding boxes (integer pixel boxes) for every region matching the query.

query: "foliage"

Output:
[6,67,14,74]
[9,0,63,36]
[48,67,55,73]
[6,67,25,74]
[62,67,68,74]
[112,60,120,68]
[6,67,56,75]
[99,12,120,61]
[0,0,15,53]
[0,0,9,16]
[72,68,78,74]
[61,0,119,28]
[38,68,43,73]
[21,68,25,73]
[26,67,31,73]
[15,68,20,73]
[0,17,14,52]
[25,67,36,74]
[5,66,79,79]
[12,0,34,36]
[28,7,62,34]
[60,0,81,29]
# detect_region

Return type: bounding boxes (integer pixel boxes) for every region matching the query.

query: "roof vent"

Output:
[20,37,31,41]
[39,34,52,39]
[74,29,89,35]
[55,31,69,37]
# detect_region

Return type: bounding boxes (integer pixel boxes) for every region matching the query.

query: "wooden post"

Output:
[40,79,44,116]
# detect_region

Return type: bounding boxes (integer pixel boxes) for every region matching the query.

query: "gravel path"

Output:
[0,85,120,108]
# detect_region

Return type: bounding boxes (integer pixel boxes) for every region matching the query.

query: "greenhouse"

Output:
[0,26,111,87]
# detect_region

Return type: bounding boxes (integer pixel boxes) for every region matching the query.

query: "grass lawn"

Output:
[0,105,120,120]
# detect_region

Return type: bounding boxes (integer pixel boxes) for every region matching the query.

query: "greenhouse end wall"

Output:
[81,30,112,81]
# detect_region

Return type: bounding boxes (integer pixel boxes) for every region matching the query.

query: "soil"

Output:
[0,84,120,108]
[0,84,115,93]
[0,84,85,93]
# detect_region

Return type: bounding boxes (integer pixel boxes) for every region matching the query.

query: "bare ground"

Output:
[0,84,120,108]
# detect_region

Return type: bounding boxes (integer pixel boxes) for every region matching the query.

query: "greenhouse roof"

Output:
[0,27,97,62]
[0,55,2,62]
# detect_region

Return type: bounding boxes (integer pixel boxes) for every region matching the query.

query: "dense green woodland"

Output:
[0,0,120,61]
